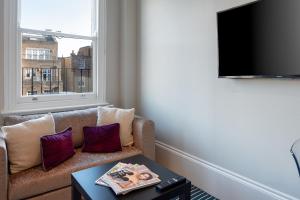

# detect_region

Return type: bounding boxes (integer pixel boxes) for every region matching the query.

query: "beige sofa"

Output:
[0,108,155,200]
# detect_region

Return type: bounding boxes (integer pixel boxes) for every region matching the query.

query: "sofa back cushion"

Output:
[3,108,98,148]
[4,114,44,126]
[53,108,97,147]
[1,114,55,174]
[97,107,135,146]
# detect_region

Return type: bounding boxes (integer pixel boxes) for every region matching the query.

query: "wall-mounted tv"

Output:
[217,0,300,78]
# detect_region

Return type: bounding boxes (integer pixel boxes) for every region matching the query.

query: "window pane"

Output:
[20,0,94,36]
[21,33,93,96]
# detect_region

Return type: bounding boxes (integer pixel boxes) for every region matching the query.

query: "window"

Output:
[78,77,86,87]
[43,90,51,94]
[20,0,96,97]
[24,68,32,79]
[3,0,107,112]
[23,68,37,79]
[42,69,51,81]
[25,48,51,60]
[27,91,37,96]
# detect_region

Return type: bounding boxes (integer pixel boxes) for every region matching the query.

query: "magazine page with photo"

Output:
[96,162,161,195]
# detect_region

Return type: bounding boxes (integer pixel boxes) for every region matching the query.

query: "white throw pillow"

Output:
[1,114,55,174]
[97,107,135,146]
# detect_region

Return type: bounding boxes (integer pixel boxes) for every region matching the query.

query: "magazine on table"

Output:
[95,163,128,188]
[95,162,161,195]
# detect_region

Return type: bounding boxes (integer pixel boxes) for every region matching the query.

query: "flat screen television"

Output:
[217,0,300,78]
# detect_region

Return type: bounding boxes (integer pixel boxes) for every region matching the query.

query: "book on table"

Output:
[95,162,161,195]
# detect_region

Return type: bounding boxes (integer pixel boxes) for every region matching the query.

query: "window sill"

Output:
[1,102,110,116]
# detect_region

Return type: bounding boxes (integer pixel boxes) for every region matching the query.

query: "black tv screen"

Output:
[217,0,300,78]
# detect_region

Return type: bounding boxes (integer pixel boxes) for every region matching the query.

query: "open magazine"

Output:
[95,162,161,195]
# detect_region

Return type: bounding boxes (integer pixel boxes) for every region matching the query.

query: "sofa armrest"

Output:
[0,130,8,200]
[132,117,155,160]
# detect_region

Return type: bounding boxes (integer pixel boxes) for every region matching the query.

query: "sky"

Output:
[20,0,93,57]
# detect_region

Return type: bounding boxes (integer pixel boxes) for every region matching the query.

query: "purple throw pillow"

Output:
[82,123,122,153]
[40,127,75,171]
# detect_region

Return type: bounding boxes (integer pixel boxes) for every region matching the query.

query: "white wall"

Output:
[103,0,122,107]
[120,0,137,109]
[0,0,4,125]
[137,0,300,199]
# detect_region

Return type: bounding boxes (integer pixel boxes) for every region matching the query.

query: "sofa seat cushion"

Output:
[8,147,142,200]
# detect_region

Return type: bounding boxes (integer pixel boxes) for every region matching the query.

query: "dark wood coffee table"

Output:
[71,155,191,200]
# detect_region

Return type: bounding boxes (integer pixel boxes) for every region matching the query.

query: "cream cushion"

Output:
[97,107,135,146]
[1,114,55,174]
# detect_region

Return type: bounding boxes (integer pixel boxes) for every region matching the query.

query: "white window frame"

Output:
[3,0,107,113]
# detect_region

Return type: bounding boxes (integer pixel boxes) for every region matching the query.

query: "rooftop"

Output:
[22,35,57,43]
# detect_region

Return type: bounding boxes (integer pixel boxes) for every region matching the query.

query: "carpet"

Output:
[172,185,219,200]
